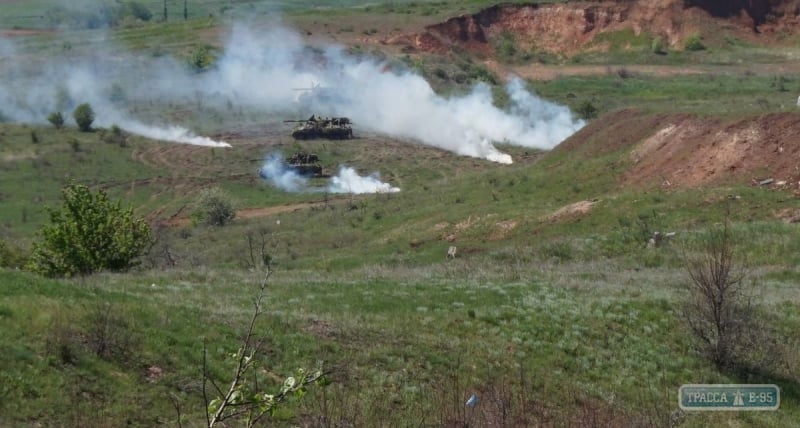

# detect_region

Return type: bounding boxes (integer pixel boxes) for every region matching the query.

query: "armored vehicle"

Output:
[284,115,353,140]
[285,151,323,176]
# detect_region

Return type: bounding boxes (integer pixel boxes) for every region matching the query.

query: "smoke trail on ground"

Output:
[328,167,400,194]
[0,43,229,147]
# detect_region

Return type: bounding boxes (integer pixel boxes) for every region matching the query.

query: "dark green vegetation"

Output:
[28,184,152,277]
[2,1,800,426]
[72,103,95,132]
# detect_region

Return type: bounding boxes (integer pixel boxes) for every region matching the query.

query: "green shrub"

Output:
[189,46,215,72]
[47,111,65,129]
[684,33,705,51]
[576,101,598,120]
[100,124,127,146]
[495,32,517,61]
[650,36,666,55]
[72,103,95,132]
[0,239,28,269]
[466,64,497,85]
[193,187,236,227]
[28,184,153,277]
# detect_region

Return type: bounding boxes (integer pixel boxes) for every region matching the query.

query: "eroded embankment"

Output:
[555,109,800,190]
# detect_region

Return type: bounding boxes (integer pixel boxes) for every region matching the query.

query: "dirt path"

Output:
[236,202,329,219]
[0,29,55,37]
[485,61,800,81]
[159,201,330,227]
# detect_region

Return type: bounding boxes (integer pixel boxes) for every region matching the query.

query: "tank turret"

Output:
[285,151,322,176]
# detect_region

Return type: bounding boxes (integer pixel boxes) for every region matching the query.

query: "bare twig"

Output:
[167,392,183,428]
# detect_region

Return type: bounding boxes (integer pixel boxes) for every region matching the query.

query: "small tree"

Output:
[681,221,758,370]
[203,257,326,427]
[48,111,65,129]
[576,100,598,120]
[193,187,236,226]
[189,46,215,72]
[28,184,152,277]
[73,103,95,132]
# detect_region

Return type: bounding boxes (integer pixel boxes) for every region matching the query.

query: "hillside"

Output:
[557,109,800,192]
[388,0,800,56]
[1,1,800,427]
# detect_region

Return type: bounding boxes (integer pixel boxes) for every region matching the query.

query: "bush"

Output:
[72,103,95,132]
[86,303,140,363]
[681,222,775,371]
[684,33,705,51]
[189,46,215,72]
[651,36,666,55]
[193,187,236,226]
[495,32,517,61]
[28,184,152,277]
[576,101,598,120]
[121,2,152,22]
[0,239,28,269]
[100,124,127,146]
[47,111,65,129]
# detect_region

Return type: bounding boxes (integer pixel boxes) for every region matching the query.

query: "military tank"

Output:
[284,115,353,140]
[285,151,323,176]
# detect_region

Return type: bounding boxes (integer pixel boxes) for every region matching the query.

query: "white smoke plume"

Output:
[258,154,399,194]
[0,40,230,147]
[0,22,583,159]
[258,154,309,192]
[328,167,400,194]
[106,118,231,148]
[203,25,584,163]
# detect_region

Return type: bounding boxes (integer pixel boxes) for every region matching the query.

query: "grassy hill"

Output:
[1,1,800,426]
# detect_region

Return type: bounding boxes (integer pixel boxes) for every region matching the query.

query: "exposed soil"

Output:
[159,201,328,227]
[559,109,800,191]
[0,29,54,37]
[389,0,800,57]
[542,200,599,223]
[380,1,800,196]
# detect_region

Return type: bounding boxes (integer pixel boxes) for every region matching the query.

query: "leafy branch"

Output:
[203,258,327,427]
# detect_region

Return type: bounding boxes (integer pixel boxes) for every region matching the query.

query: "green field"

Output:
[1,1,800,426]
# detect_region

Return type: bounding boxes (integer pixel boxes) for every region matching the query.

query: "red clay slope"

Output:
[555,109,800,191]
[388,0,800,56]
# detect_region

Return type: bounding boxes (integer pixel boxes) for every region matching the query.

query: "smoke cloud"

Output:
[258,154,309,192]
[199,25,585,163]
[328,167,400,194]
[0,37,230,147]
[259,154,399,194]
[0,22,583,160]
